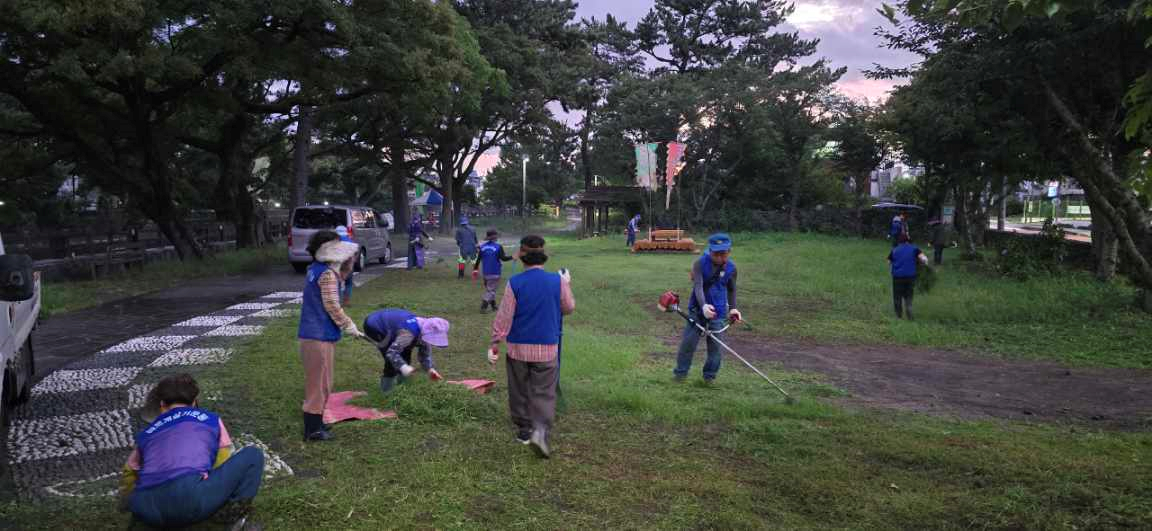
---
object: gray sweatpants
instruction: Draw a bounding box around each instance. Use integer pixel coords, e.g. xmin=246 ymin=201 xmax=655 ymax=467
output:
xmin=483 ymin=275 xmax=501 ymax=303
xmin=505 ymin=357 xmax=558 ymax=433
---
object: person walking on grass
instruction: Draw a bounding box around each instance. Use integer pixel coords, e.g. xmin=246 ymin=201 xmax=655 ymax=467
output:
xmin=363 ymin=309 xmax=450 ymax=394
xmin=929 ymin=218 xmax=949 ymax=265
xmin=487 ymin=235 xmax=575 ymax=458
xmin=119 ymin=374 xmax=264 ymax=530
xmin=674 ymin=233 xmax=742 ymax=384
xmin=407 ymin=214 xmax=432 ymax=270
xmin=889 ymin=211 xmax=910 ymax=247
xmin=298 ymin=230 xmax=364 ymax=442
xmin=455 ymin=216 xmax=479 ymax=280
xmin=473 ymin=229 xmax=514 ymax=312
xmin=626 ymin=213 xmax=641 ymax=248
xmin=887 ymin=232 xmax=929 ymax=320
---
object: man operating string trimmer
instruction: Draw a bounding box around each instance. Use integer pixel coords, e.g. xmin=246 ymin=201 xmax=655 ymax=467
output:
xmin=673 ymin=233 xmax=742 ymax=383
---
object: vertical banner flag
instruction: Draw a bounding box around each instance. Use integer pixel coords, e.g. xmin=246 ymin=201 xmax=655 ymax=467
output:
xmin=635 ymin=143 xmax=659 ymax=190
xmin=665 ymin=142 xmax=686 ymax=208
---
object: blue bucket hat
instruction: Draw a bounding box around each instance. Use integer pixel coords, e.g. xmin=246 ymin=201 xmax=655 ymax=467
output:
xmin=459 ymin=215 xmax=469 ymax=225
xmin=707 ymin=233 xmax=732 ymax=253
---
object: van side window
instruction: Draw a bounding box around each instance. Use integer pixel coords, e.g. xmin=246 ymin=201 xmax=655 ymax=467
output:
xmin=352 ymin=209 xmax=374 ymax=229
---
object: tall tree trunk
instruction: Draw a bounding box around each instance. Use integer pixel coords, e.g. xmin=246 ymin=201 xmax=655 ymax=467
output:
xmin=1042 ymin=81 xmax=1152 ymax=300
xmin=292 ymin=105 xmax=314 ymax=208
xmin=437 ymin=154 xmax=455 ymax=235
xmin=389 ymin=140 xmax=409 ymax=235
xmin=1086 ymin=187 xmax=1118 ymax=281
xmin=580 ymin=116 xmax=595 ymax=238
xmin=854 ymin=172 xmax=870 ymax=237
xmin=788 ymin=168 xmax=801 ymax=232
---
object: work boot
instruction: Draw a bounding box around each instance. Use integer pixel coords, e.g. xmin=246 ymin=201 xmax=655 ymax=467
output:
xmin=529 ymin=428 xmax=550 ymax=459
xmin=516 ymin=430 xmax=532 ymax=445
xmin=303 ymin=413 xmax=332 ymax=442
xmin=480 ymin=301 xmax=488 ymax=312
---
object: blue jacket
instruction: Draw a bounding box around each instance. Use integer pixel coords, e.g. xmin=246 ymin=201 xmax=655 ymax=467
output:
xmin=507 ymin=268 xmax=563 ymax=345
xmin=478 ymin=241 xmax=507 ymax=276
xmin=134 ymin=407 xmax=221 ymax=490
xmin=299 ymin=262 xmax=342 ymax=342
xmin=889 ymin=243 xmax=922 ymax=278
xmin=364 ymin=309 xmax=422 ymax=352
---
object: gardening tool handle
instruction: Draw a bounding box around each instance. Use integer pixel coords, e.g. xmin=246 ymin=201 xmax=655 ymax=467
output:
xmin=672 ymin=306 xmax=791 ymax=400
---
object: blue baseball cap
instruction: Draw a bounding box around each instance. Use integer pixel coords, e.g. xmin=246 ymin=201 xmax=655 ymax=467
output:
xmin=707 ymin=233 xmax=732 ymax=253
xmin=459 ymin=215 xmax=469 ymax=225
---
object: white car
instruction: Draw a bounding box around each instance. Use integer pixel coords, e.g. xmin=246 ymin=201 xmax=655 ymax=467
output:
xmin=0 ymin=233 xmax=39 ymax=427
xmin=287 ymin=205 xmax=393 ymax=273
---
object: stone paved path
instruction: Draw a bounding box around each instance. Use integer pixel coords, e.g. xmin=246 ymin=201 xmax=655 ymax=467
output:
xmin=5 ymin=291 xmax=306 ymax=500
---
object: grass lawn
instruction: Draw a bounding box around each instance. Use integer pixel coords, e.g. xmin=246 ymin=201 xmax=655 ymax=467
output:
xmin=39 ymin=245 xmax=285 ymax=316
xmin=6 ymin=232 xmax=1151 ymax=529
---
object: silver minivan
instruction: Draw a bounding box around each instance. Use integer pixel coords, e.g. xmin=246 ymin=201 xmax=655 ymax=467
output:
xmin=288 ymin=205 xmax=393 ymax=273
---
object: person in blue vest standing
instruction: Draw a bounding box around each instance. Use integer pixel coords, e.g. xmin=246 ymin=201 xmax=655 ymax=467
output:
xmin=626 ymin=214 xmax=641 ymax=248
xmin=407 ymin=214 xmax=432 ymax=270
xmin=298 ymin=230 xmax=363 ymax=442
xmin=889 ymin=211 xmax=909 ymax=247
xmin=335 ymin=225 xmax=355 ymax=303
xmin=473 ymin=229 xmax=514 ymax=312
xmin=488 ymin=235 xmax=575 ymax=458
xmin=674 ymin=233 xmax=742 ymax=383
xmin=118 ymin=374 xmax=264 ymax=529
xmin=887 ymin=233 xmax=928 ymax=319
xmin=363 ymin=309 xmax=450 ymax=393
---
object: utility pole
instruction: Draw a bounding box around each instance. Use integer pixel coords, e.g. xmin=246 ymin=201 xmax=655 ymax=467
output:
xmin=521 ymin=157 xmax=528 ymax=219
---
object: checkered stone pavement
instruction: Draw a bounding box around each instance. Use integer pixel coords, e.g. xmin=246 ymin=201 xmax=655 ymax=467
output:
xmin=5 ymin=290 xmax=305 ymax=499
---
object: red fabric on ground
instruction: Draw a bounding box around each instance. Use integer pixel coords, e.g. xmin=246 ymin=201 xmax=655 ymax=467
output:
xmin=323 ymin=391 xmax=397 ymax=425
xmin=446 ymin=379 xmax=496 ymax=394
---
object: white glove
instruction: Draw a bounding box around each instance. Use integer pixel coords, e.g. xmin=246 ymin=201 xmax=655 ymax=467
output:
xmin=487 ymin=346 xmax=500 ymax=364
xmin=427 ymin=237 xmax=434 ymax=242
xmin=702 ymin=304 xmax=717 ymax=320
xmin=342 ymin=322 xmax=364 ymax=338
xmin=399 ymin=364 xmax=416 ymax=377
xmin=728 ymin=308 xmax=743 ymax=323
xmin=558 ymin=268 xmax=571 ymax=283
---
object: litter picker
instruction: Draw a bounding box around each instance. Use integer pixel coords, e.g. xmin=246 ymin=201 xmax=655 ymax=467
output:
xmin=657 ymin=291 xmax=794 ymax=403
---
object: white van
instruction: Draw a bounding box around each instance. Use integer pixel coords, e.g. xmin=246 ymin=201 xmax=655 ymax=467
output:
xmin=0 ymin=233 xmax=39 ymax=427
xmin=288 ymin=205 xmax=393 ymax=273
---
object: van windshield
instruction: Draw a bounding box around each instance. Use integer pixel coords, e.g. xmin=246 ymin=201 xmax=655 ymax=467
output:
xmin=293 ymin=208 xmax=348 ymax=229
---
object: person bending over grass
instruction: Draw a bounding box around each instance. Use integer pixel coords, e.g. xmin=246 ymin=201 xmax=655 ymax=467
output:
xmin=363 ymin=308 xmax=450 ymax=393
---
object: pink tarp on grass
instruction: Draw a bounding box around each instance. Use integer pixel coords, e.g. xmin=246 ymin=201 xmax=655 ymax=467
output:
xmin=323 ymin=391 xmax=397 ymax=425
xmin=446 ymin=379 xmax=496 ymax=394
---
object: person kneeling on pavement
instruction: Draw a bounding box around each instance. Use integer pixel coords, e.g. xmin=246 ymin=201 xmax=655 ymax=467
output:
xmin=364 ymin=309 xmax=450 ymax=393
xmin=488 ymin=235 xmax=575 ymax=459
xmin=119 ymin=373 xmax=264 ymax=530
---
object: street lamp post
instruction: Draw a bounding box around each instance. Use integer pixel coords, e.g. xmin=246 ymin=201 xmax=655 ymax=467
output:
xmin=522 ymin=156 xmax=528 ymax=219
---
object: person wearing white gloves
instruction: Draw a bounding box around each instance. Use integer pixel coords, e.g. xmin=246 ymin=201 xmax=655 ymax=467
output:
xmin=363 ymin=309 xmax=450 ymax=394
xmin=297 ymin=231 xmax=362 ymax=442
xmin=488 ymin=235 xmax=575 ymax=458
xmin=674 ymin=233 xmax=741 ymax=383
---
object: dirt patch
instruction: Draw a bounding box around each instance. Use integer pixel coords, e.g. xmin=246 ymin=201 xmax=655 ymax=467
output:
xmin=680 ymin=335 xmax=1152 ymax=429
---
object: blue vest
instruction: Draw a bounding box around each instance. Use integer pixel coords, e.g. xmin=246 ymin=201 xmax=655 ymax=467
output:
xmin=364 ymin=309 xmax=422 ymax=353
xmin=690 ymin=255 xmax=736 ymax=317
xmin=298 ymin=262 xmax=342 ymax=342
xmin=507 ymin=269 xmax=562 ymax=345
xmin=479 ymin=241 xmax=505 ymax=276
xmin=890 ymin=244 xmax=921 ymax=278
xmin=135 ymin=407 xmax=221 ymax=490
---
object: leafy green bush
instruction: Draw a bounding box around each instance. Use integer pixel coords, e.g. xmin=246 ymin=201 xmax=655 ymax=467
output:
xmin=995 ymin=219 xmax=1067 ymax=280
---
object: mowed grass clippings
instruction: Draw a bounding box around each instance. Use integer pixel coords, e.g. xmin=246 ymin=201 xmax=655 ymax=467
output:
xmin=5 ymin=231 xmax=1151 ymax=529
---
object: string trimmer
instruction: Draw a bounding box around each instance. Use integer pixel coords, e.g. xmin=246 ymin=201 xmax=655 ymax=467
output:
xmin=657 ymin=291 xmax=794 ymax=403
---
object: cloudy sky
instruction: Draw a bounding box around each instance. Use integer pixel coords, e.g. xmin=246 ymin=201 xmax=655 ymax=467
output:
xmin=575 ymin=0 xmax=918 ymax=101
xmin=475 ymin=1 xmax=917 ymax=174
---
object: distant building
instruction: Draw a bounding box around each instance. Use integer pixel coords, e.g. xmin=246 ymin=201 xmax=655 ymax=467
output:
xmin=870 ymin=162 xmax=924 ymax=199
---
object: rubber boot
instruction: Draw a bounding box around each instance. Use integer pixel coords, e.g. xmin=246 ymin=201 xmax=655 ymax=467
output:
xmin=303 ymin=413 xmax=331 ymax=442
